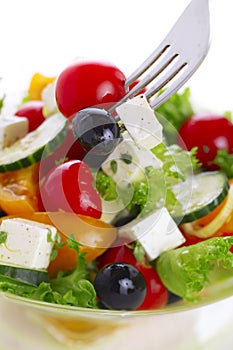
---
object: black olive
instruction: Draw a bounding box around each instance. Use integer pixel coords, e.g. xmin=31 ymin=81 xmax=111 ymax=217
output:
xmin=72 ymin=107 xmax=121 ymax=158
xmin=94 ymin=263 xmax=147 ymax=310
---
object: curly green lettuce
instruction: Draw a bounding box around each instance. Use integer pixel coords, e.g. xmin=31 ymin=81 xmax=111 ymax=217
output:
xmin=0 ymin=236 xmax=97 ymax=308
xmin=213 ymin=150 xmax=233 ymax=178
xmin=155 ymin=87 xmax=194 ymax=144
xmin=156 ymin=236 xmax=233 ymax=302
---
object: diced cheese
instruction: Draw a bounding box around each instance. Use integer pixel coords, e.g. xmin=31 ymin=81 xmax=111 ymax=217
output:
xmin=41 ymin=81 xmax=59 ymax=117
xmin=0 ymin=115 xmax=28 ymax=150
xmin=116 ymin=94 xmax=163 ymax=149
xmin=0 ymin=218 xmax=57 ymax=269
xmin=118 ymin=207 xmax=185 ymax=261
xmin=101 ymin=133 xmax=162 ymax=188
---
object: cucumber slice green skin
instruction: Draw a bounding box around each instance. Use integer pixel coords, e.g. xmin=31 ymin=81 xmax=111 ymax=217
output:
xmin=171 ymin=171 xmax=230 ymax=225
xmin=0 ymin=264 xmax=49 ymax=286
xmin=0 ymin=113 xmax=68 ymax=173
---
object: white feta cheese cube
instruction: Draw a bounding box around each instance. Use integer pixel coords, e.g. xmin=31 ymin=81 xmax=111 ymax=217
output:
xmin=0 ymin=218 xmax=57 ymax=269
xmin=0 ymin=115 xmax=28 ymax=150
xmin=101 ymin=133 xmax=162 ymax=188
xmin=116 ymin=94 xmax=163 ymax=149
xmin=118 ymin=207 xmax=185 ymax=261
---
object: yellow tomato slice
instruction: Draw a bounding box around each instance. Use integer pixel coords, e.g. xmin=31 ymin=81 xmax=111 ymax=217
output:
xmin=28 ymin=73 xmax=56 ymax=100
xmin=0 ymin=164 xmax=40 ymax=215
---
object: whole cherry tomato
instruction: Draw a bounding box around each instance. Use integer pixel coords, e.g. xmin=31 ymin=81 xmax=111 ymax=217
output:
xmin=97 ymin=237 xmax=168 ymax=310
xmin=39 ymin=121 xmax=85 ymax=178
xmin=40 ymin=160 xmax=102 ymax=218
xmin=178 ymin=113 xmax=233 ymax=170
xmin=55 ymin=59 xmax=127 ymax=118
xmin=15 ymin=100 xmax=45 ymax=131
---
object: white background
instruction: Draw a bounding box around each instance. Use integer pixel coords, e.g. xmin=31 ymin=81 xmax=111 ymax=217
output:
xmin=0 ymin=0 xmax=233 ymax=111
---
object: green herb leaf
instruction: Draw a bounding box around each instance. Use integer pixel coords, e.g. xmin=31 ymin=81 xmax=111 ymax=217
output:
xmin=0 ymin=231 xmax=7 ymax=245
xmin=95 ymin=169 xmax=118 ymax=201
xmin=47 ymin=231 xmax=64 ymax=262
xmin=110 ymin=160 xmax=118 ymax=174
xmin=121 ymin=153 xmax=132 ymax=164
xmin=133 ymin=241 xmax=146 ymax=262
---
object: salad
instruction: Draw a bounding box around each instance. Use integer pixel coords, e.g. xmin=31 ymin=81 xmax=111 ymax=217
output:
xmin=0 ymin=58 xmax=232 ymax=311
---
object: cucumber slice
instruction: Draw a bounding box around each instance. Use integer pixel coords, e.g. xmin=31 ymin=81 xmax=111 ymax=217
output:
xmin=170 ymin=171 xmax=230 ymax=224
xmin=0 ymin=113 xmax=68 ymax=173
xmin=0 ymin=264 xmax=49 ymax=286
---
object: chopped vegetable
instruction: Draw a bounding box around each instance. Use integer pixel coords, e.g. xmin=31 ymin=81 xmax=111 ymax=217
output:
xmin=0 ymin=113 xmax=68 ymax=173
xmin=0 ymin=236 xmax=97 ymax=308
xmin=0 ymin=163 xmax=40 ymax=215
xmin=28 ymin=73 xmax=56 ymax=101
xmin=156 ymin=236 xmax=233 ymax=301
xmin=155 ymin=88 xmax=194 ymax=144
xmin=178 ymin=113 xmax=233 ymax=170
xmin=214 ymin=150 xmax=233 ymax=178
xmin=50 ymin=237 xmax=97 ymax=308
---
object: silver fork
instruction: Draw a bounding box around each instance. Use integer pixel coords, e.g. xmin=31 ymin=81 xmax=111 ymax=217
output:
xmin=109 ymin=0 xmax=210 ymax=114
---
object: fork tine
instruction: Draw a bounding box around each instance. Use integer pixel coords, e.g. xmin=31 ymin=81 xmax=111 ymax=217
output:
xmin=148 ymin=58 xmax=200 ymax=109
xmin=125 ymin=0 xmax=210 ymax=91
xmin=110 ymin=0 xmax=210 ymax=116
xmin=109 ymin=47 xmax=179 ymax=112
xmin=124 ymin=42 xmax=171 ymax=88
xmin=145 ymin=59 xmax=188 ymax=100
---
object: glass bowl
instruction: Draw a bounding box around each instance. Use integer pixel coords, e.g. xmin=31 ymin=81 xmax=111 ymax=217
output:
xmin=1 ymin=0 xmax=233 ymax=348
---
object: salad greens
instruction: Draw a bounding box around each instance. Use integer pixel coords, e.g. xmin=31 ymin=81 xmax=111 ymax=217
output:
xmin=156 ymin=236 xmax=233 ymax=302
xmin=214 ymin=150 xmax=233 ymax=178
xmin=0 ymin=236 xmax=97 ymax=308
xmin=96 ymin=141 xmax=200 ymax=219
xmin=155 ymin=87 xmax=194 ymax=144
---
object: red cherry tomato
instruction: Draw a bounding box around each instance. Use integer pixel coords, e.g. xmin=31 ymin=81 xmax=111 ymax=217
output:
xmin=129 ymin=80 xmax=146 ymax=95
xmin=178 ymin=113 xmax=233 ymax=170
xmin=39 ymin=121 xmax=85 ymax=178
xmin=55 ymin=59 xmax=127 ymax=118
xmin=97 ymin=237 xmax=168 ymax=310
xmin=40 ymin=160 xmax=102 ymax=219
xmin=15 ymin=100 xmax=45 ymax=131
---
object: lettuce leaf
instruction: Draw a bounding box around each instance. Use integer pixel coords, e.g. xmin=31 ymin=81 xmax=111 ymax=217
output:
xmin=156 ymin=236 xmax=233 ymax=301
xmin=0 ymin=236 xmax=97 ymax=308
xmin=50 ymin=237 xmax=97 ymax=308
xmin=151 ymin=143 xmax=200 ymax=184
xmin=213 ymin=149 xmax=233 ymax=178
xmin=96 ymin=143 xmax=199 ymax=218
xmin=155 ymin=87 xmax=194 ymax=144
